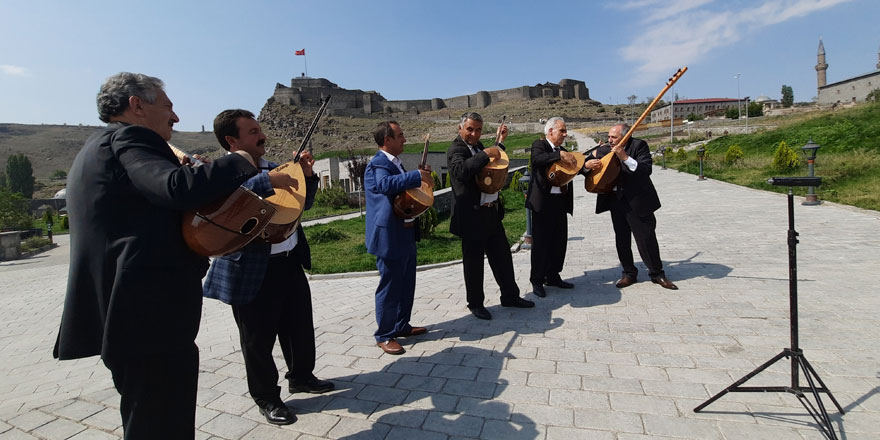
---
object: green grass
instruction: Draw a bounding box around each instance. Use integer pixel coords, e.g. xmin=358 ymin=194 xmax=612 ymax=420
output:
xmin=306 ymin=187 xmax=528 ymax=274
xmin=665 ymin=103 xmax=880 ymax=211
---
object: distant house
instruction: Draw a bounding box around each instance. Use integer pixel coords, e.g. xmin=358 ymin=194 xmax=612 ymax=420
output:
xmin=755 ymin=95 xmax=780 ymax=112
xmin=650 ymin=98 xmax=743 ymax=122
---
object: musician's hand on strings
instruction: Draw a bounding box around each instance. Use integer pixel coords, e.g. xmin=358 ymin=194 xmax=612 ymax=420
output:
xmin=584 ymin=159 xmax=602 ymax=171
xmin=495 ymin=123 xmax=509 ymax=144
xmin=611 ymin=143 xmax=629 ymax=161
xmin=560 ymin=151 xmax=576 ymax=167
xmin=269 ymin=171 xmax=298 ymax=191
xmin=298 ymin=151 xmax=315 ymax=177
xmin=484 ymin=146 xmax=501 ymax=160
xmin=418 ymin=169 xmax=433 ymax=186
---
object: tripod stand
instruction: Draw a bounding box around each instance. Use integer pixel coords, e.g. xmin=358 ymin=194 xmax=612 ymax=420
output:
xmin=694 ymin=182 xmax=844 ymax=439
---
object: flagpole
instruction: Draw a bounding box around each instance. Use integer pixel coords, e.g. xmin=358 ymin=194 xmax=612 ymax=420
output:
xmin=304 ymin=55 xmax=308 ymax=78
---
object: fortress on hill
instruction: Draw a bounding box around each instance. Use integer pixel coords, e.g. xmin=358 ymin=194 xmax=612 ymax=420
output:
xmin=269 ymin=77 xmax=590 ymax=115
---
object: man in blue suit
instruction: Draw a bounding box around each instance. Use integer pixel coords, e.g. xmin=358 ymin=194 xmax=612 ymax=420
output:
xmin=203 ymin=109 xmax=333 ymax=426
xmin=364 ymin=121 xmax=432 ymax=355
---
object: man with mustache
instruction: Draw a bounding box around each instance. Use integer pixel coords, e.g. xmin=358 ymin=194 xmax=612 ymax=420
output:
xmin=203 ymin=109 xmax=333 ymax=425
xmin=447 ymin=112 xmax=535 ymax=320
xmin=54 ymin=73 xmax=259 ymax=439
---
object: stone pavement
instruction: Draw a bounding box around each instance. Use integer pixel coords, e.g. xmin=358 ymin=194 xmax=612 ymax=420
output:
xmin=1 ymin=167 xmax=879 ymax=440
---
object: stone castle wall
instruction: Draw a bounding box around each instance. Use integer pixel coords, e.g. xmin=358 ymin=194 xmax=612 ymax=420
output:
xmin=271 ymin=77 xmax=590 ymax=115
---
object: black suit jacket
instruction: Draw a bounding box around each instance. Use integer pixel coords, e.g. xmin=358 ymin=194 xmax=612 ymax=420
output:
xmin=447 ymin=135 xmax=500 ymax=240
xmin=54 ymin=122 xmax=256 ymax=361
xmin=595 ymin=137 xmax=661 ymax=217
xmin=525 ymin=139 xmax=575 ymax=215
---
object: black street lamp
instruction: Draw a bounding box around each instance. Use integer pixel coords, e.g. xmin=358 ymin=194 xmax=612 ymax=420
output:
xmin=519 ymin=169 xmax=532 ymax=248
xmin=801 ymin=138 xmax=821 ymax=205
xmin=696 ymin=146 xmax=706 ymax=181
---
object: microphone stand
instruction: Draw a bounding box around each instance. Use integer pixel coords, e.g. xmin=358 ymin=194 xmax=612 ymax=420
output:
xmin=693 ymin=185 xmax=844 ymax=439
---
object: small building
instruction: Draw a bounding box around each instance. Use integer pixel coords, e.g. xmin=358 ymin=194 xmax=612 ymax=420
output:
xmin=755 ymin=95 xmax=780 ymax=112
xmin=650 ymin=98 xmax=742 ymax=122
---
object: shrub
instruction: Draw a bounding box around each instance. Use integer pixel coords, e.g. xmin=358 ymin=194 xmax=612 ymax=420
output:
xmin=772 ymin=141 xmax=801 ymax=171
xmin=315 ymin=183 xmax=349 ymax=209
xmin=43 ymin=210 xmax=54 ymax=226
xmin=21 ymin=236 xmax=51 ymax=252
xmin=62 ymin=215 xmax=69 ymax=229
xmin=0 ymin=188 xmax=33 ymax=229
xmin=686 ymin=112 xmax=704 ymax=121
xmin=510 ymin=170 xmax=525 ymax=192
xmin=724 ymin=145 xmax=745 ymax=164
xmin=418 ymin=206 xmax=440 ymax=237
xmin=51 ymin=169 xmax=68 ymax=180
xmin=867 ymin=88 xmax=880 ymax=103
xmin=675 ymin=148 xmax=688 ymax=162
xmin=431 ymin=170 xmax=441 ymax=189
xmin=444 ymin=172 xmax=451 ymax=188
xmin=726 ymin=107 xmax=740 ymax=119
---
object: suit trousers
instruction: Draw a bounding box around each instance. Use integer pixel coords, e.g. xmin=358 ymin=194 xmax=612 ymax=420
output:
xmin=462 ymin=206 xmax=520 ymax=308
xmin=106 ymin=344 xmax=198 ymax=440
xmin=530 ymin=193 xmax=568 ymax=284
xmin=609 ymin=198 xmax=665 ymax=279
xmin=232 ymin=253 xmax=316 ymax=406
xmin=374 ymin=250 xmax=416 ymax=342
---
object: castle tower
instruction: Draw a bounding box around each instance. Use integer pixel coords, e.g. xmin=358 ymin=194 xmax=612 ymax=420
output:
xmin=815 ymin=38 xmax=828 ymax=88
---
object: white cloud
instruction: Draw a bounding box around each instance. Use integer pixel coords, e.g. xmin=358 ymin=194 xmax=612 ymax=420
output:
xmin=0 ymin=65 xmax=29 ymax=77
xmin=615 ymin=0 xmax=853 ymax=85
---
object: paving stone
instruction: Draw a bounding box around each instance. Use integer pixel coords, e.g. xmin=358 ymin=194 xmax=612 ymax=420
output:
xmin=480 ymin=419 xmax=546 ymax=439
xmin=199 ymin=413 xmax=257 ymax=439
xmin=609 ymin=393 xmax=679 ymax=416
xmin=423 ymin=412 xmax=483 ymax=437
xmin=401 ymin=391 xmax=458 ymax=412
xmin=441 ymin=379 xmax=497 ymax=399
xmin=66 ymin=429 xmax=118 ymax=440
xmin=7 ymin=411 xmax=54 ymax=432
xmin=356 ymin=385 xmax=409 ymax=405
xmin=642 ymin=413 xmax=723 ymax=439
xmin=240 ymin=424 xmax=301 ymax=440
xmin=545 ymin=426 xmax=614 ymax=440
xmin=320 ymin=397 xmax=378 ymax=419
xmin=386 ymin=426 xmax=448 ymax=440
xmin=30 ymin=418 xmax=85 ymax=440
xmin=326 ymin=417 xmax=389 ymax=439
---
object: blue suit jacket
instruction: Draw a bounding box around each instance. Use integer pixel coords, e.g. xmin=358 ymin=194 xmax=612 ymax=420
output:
xmin=203 ymin=161 xmax=319 ymax=305
xmin=364 ymin=151 xmax=421 ymax=260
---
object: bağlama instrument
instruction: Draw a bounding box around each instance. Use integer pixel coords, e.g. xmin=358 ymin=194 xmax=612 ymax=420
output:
xmin=392 ymin=134 xmax=434 ymax=219
xmin=169 ymin=144 xmax=276 ymax=257
xmin=585 ymin=67 xmax=688 ymax=193
xmin=261 ymin=95 xmax=332 ymax=243
xmin=475 ymin=117 xmax=510 ymax=193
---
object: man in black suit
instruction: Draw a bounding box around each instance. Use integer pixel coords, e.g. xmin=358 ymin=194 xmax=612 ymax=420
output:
xmin=53 ymin=72 xmax=258 ymax=439
xmin=448 ymin=112 xmax=534 ymax=320
xmin=526 ymin=117 xmax=601 ymax=297
xmin=595 ymin=123 xmax=677 ymax=290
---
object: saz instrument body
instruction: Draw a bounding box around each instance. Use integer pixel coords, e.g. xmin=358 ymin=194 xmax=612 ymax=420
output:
xmin=546 ymin=151 xmax=586 ymax=187
xmin=182 ymin=186 xmax=275 ymax=257
xmin=476 ymin=148 xmax=509 ymax=194
xmin=393 ymin=134 xmax=435 ymax=219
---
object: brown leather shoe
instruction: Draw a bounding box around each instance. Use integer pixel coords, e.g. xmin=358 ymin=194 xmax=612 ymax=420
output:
xmin=397 ymin=326 xmax=427 ymax=337
xmin=377 ymin=339 xmax=405 ymax=355
xmin=615 ymin=276 xmax=637 ymax=288
xmin=651 ymin=277 xmax=678 ymax=290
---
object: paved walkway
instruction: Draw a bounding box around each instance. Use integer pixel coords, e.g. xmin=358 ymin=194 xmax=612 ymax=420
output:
xmin=2 ymin=168 xmax=879 ymax=440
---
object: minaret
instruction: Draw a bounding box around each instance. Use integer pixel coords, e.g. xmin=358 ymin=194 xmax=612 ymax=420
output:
xmin=815 ymin=38 xmax=828 ymax=88
xmin=876 ymin=42 xmax=879 ymax=70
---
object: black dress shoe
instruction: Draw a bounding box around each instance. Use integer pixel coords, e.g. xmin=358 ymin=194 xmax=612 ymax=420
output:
xmin=501 ymin=297 xmax=535 ymax=308
xmin=469 ymin=306 xmax=492 ymax=320
xmin=532 ymin=283 xmax=547 ymax=297
xmin=651 ymin=276 xmax=679 ymax=290
xmin=259 ymin=402 xmax=296 ymax=425
xmin=289 ymin=376 xmax=335 ymax=394
xmin=546 ymin=277 xmax=574 ymax=289
xmin=615 ymin=276 xmax=637 ymax=288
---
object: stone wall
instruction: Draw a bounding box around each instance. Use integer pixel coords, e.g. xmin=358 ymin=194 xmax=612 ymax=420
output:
xmin=271 ymin=77 xmax=590 ymax=115
xmin=0 ymin=231 xmax=21 ymax=261
xmin=818 ymin=71 xmax=880 ymax=105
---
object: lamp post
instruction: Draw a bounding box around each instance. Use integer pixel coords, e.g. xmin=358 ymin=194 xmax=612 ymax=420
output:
xmin=659 ymin=146 xmax=667 ymax=170
xmin=734 ymin=73 xmax=742 ymax=121
xmin=696 ymin=146 xmax=706 ymax=181
xmin=801 ymin=138 xmax=821 ymax=205
xmin=519 ymin=169 xmax=532 ymax=248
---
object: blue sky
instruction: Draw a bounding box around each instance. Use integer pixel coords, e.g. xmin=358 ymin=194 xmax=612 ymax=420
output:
xmin=1 ymin=0 xmax=877 ymax=131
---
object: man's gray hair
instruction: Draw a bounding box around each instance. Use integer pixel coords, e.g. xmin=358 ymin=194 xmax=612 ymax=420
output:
xmin=96 ymin=72 xmax=165 ymax=123
xmin=544 ymin=117 xmax=565 ymax=135
xmin=459 ymin=111 xmax=483 ymax=127
xmin=618 ymin=123 xmax=631 ymax=136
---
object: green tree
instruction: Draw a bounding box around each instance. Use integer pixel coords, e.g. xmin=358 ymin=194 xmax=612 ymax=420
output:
xmin=0 ymin=171 xmax=6 ymax=188
xmin=866 ymin=88 xmax=880 ymax=103
xmin=51 ymin=169 xmax=68 ymax=180
xmin=686 ymin=112 xmax=704 ymax=121
xmin=772 ymin=141 xmax=800 ymax=171
xmin=747 ymin=101 xmax=763 ymax=117
xmin=430 ymin=170 xmax=441 ymax=190
xmin=781 ymin=85 xmax=794 ymax=108
xmin=725 ymin=107 xmax=740 ymax=119
xmin=0 ymin=188 xmax=33 ymax=229
xmin=5 ymin=153 xmax=35 ymax=198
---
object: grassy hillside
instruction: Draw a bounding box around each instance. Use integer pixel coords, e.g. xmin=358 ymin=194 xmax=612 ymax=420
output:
xmin=666 ymin=103 xmax=880 ymax=211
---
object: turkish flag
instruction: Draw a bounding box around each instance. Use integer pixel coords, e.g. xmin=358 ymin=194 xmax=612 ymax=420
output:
xmin=295 ymin=49 xmax=305 ymax=56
